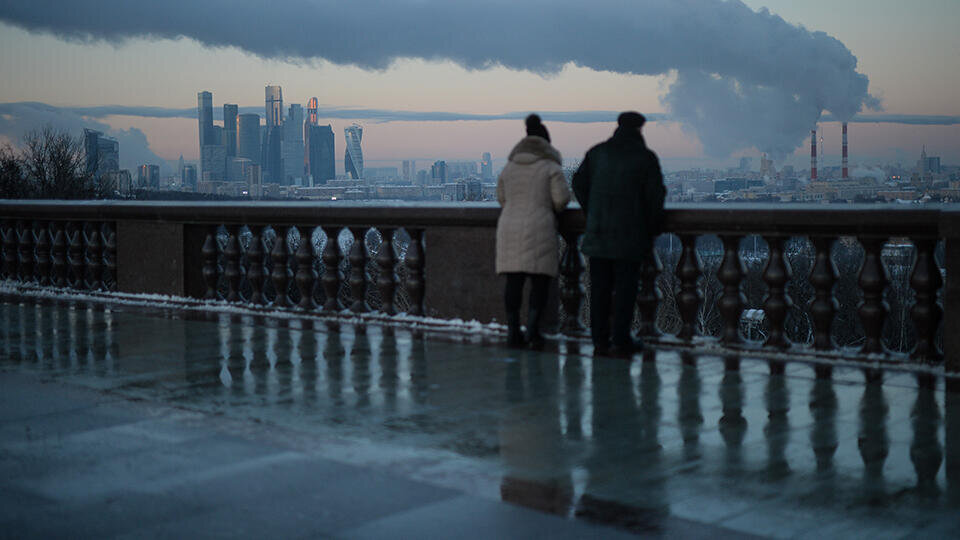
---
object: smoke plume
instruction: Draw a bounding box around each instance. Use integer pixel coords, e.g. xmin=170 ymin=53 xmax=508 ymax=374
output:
xmin=0 ymin=0 xmax=878 ymax=157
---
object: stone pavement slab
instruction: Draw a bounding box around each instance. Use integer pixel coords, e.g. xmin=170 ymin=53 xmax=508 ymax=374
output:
xmin=2 ymin=299 xmax=959 ymax=538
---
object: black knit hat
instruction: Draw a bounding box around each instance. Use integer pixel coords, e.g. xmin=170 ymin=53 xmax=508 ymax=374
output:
xmin=617 ymin=111 xmax=647 ymax=129
xmin=525 ymin=114 xmax=551 ymax=142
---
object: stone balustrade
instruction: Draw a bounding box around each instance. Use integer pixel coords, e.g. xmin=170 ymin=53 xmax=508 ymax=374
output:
xmin=0 ymin=200 xmax=957 ymax=371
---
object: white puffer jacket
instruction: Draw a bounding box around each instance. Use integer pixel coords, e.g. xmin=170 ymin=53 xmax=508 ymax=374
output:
xmin=495 ymin=136 xmax=571 ymax=277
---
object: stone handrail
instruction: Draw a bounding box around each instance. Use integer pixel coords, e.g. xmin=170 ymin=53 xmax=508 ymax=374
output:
xmin=1 ymin=200 xmax=957 ymax=371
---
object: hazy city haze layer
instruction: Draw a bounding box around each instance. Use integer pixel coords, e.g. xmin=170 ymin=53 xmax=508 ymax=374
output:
xmin=0 ymin=0 xmax=876 ymax=158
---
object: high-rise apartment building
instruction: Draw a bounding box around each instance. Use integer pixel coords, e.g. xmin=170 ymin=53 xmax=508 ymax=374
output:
xmin=402 ymin=160 xmax=416 ymax=181
xmin=283 ymin=104 xmax=305 ymax=184
xmin=265 ymin=85 xmax=283 ymax=127
xmin=446 ymin=161 xmax=477 ymax=180
xmin=237 ymin=114 xmax=261 ymax=164
xmin=83 ymin=128 xmax=119 ymax=179
xmin=344 ymin=124 xmax=364 ymax=179
xmin=431 ymin=160 xmax=447 ymax=184
xmin=480 ymin=153 xmax=493 ymax=180
xmin=223 ymin=104 xmax=238 ymax=157
xmin=306 ymin=124 xmax=335 ymax=185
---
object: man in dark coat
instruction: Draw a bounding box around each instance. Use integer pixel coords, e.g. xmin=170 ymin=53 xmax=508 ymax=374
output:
xmin=572 ymin=112 xmax=666 ymax=356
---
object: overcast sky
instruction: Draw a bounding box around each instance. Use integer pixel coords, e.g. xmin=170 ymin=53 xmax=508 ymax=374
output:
xmin=0 ymin=0 xmax=957 ymax=171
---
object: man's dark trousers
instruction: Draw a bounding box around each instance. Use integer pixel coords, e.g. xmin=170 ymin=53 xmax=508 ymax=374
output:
xmin=589 ymin=257 xmax=640 ymax=349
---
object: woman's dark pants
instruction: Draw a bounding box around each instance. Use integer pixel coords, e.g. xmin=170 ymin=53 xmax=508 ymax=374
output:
xmin=504 ymin=273 xmax=551 ymax=344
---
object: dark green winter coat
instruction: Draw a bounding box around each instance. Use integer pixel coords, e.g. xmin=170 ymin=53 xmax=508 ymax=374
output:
xmin=571 ymin=127 xmax=666 ymax=262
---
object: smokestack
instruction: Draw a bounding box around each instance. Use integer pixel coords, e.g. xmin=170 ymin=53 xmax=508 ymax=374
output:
xmin=810 ymin=129 xmax=818 ymax=180
xmin=842 ymin=122 xmax=849 ymax=179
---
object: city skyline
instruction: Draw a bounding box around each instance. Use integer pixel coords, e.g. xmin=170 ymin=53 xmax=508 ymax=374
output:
xmin=0 ymin=0 xmax=958 ymax=172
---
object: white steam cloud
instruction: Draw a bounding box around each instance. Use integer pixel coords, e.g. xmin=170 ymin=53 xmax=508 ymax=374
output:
xmin=0 ymin=0 xmax=878 ymax=158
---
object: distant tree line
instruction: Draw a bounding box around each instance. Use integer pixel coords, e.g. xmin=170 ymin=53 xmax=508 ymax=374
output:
xmin=0 ymin=125 xmax=111 ymax=200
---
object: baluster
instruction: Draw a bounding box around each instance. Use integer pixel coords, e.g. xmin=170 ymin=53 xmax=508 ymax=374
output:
xmin=348 ymin=227 xmax=369 ymax=313
xmin=637 ymin=249 xmax=661 ymax=339
xmin=376 ymin=228 xmax=397 ymax=315
xmin=51 ymin=222 xmax=67 ymax=288
xmin=35 ymin=222 xmax=51 ymax=286
xmin=201 ymin=225 xmax=219 ymax=300
xmin=103 ymin=223 xmax=117 ymax=291
xmin=763 ymin=236 xmax=791 ymax=349
xmin=810 ymin=236 xmax=837 ymax=350
xmin=405 ymin=228 xmax=425 ymax=316
xmin=559 ymin=230 xmax=585 ymax=335
xmin=247 ymin=225 xmax=266 ymax=305
xmin=858 ymin=237 xmax=889 ymax=356
xmin=296 ymin=225 xmax=317 ymax=310
xmin=718 ymin=235 xmax=745 ymax=345
xmin=67 ymin=222 xmax=85 ymax=289
xmin=18 ymin=220 xmax=35 ymax=283
xmin=270 ymin=226 xmax=291 ymax=308
xmin=86 ymin=222 xmax=103 ymax=290
xmin=910 ymin=238 xmax=942 ymax=363
xmin=223 ymin=224 xmax=243 ymax=302
xmin=1 ymin=221 xmax=15 ymax=279
xmin=676 ymin=234 xmax=702 ymax=342
xmin=322 ymin=227 xmax=342 ymax=312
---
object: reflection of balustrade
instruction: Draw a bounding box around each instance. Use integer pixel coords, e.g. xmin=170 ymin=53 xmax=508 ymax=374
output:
xmin=0 ymin=300 xmax=957 ymax=506
xmin=0 ymin=201 xmax=958 ymax=370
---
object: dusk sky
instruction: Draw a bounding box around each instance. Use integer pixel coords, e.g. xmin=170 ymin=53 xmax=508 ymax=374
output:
xmin=1 ymin=0 xmax=958 ymax=173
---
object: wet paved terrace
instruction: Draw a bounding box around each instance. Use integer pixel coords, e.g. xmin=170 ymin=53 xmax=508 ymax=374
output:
xmin=1 ymin=297 xmax=959 ymax=538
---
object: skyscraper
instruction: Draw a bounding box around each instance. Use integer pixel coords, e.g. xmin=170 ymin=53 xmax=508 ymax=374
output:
xmin=306 ymin=97 xmax=319 ymax=126
xmin=138 ymin=164 xmax=160 ymax=189
xmin=223 ymin=104 xmax=238 ymax=158
xmin=181 ymin=164 xmax=197 ymax=191
xmin=265 ymin=85 xmax=283 ymax=127
xmin=306 ymin=124 xmax=335 ymax=185
xmin=480 ymin=153 xmax=493 ymax=180
xmin=238 ymin=114 xmax=261 ymax=164
xmin=344 ymin=124 xmax=364 ymax=179
xmin=201 ymin=145 xmax=227 ymax=182
xmin=263 ymin=126 xmax=283 ymax=183
xmin=83 ymin=128 xmax=119 ymax=179
xmin=283 ymin=104 xmax=304 ymax=184
xmin=304 ymin=97 xmax=319 ymax=178
xmin=262 ymin=86 xmax=284 ymax=182
xmin=197 ymin=91 xmax=214 ymax=149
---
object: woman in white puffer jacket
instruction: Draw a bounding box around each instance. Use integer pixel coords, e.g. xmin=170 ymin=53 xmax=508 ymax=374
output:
xmin=495 ymin=114 xmax=571 ymax=347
